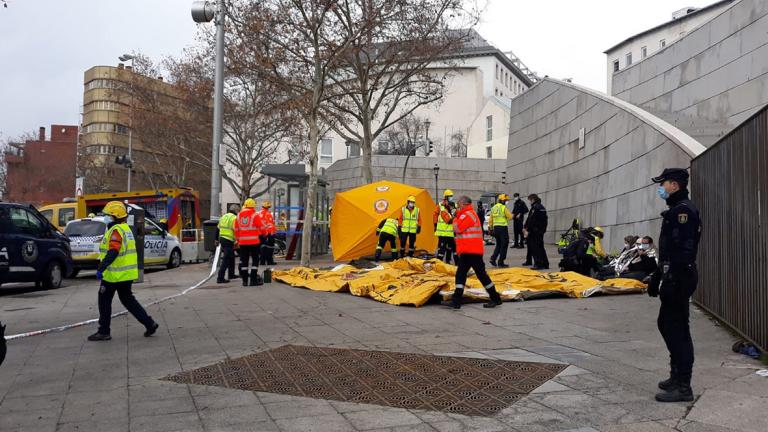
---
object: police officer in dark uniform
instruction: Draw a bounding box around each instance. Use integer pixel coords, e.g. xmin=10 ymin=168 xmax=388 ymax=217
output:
xmin=648 ymin=168 xmax=701 ymax=403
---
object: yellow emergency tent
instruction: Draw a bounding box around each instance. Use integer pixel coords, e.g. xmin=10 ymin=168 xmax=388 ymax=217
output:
xmin=330 ymin=181 xmax=438 ymax=261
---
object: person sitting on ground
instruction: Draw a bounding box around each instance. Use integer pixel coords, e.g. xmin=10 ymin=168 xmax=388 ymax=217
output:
xmin=558 ymin=229 xmax=599 ymax=276
xmin=599 ymin=236 xmax=659 ymax=281
xmin=621 ymin=235 xmax=639 ymax=254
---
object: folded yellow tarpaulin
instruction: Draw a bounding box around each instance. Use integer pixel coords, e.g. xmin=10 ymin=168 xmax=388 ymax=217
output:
xmin=273 ymin=258 xmax=646 ymax=307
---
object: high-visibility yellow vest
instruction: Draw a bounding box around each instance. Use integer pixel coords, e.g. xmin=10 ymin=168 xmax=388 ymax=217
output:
xmin=435 ymin=205 xmax=454 ymax=238
xmin=99 ymin=223 xmax=138 ymax=283
xmin=380 ymin=218 xmax=399 ymax=236
xmin=401 ymin=207 xmax=419 ymax=234
xmin=491 ymin=203 xmax=509 ymax=227
xmin=218 ymin=213 xmax=236 ymax=241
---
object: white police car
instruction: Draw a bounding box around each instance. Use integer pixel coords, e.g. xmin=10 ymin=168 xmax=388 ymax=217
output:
xmin=65 ymin=216 xmax=182 ymax=277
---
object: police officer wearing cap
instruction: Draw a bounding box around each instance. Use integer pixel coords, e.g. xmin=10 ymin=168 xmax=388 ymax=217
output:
xmin=648 ymin=168 xmax=701 ymax=403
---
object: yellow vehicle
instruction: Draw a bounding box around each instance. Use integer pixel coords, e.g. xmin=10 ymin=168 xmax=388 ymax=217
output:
xmin=40 ymin=188 xmax=201 ymax=239
xmin=38 ymin=202 xmax=77 ymax=232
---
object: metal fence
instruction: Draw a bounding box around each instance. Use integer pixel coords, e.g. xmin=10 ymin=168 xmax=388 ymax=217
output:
xmin=691 ymin=105 xmax=768 ymax=352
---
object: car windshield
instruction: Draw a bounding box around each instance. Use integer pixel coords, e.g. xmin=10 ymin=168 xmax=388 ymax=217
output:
xmin=65 ymin=220 xmax=106 ymax=237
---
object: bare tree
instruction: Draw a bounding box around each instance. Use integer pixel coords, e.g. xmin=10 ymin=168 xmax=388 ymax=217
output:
xmin=375 ymin=114 xmax=429 ymax=156
xmin=449 ymin=130 xmax=467 ymax=157
xmin=323 ymin=0 xmax=480 ymax=182
xmin=225 ymin=0 xmax=363 ymax=265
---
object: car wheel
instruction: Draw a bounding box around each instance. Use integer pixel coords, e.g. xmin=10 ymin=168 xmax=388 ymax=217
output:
xmin=42 ymin=260 xmax=63 ymax=290
xmin=167 ymin=248 xmax=182 ymax=269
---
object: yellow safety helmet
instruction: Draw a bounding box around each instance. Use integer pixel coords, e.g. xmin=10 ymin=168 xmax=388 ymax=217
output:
xmin=102 ymin=201 xmax=127 ymax=219
xmin=159 ymin=218 xmax=167 ymax=224
xmin=498 ymin=193 xmax=510 ymax=201
xmin=87 ymin=213 xmax=96 ymax=218
xmin=243 ymin=198 xmax=256 ymax=209
xmin=443 ymin=189 xmax=454 ymax=198
xmin=406 ymin=195 xmax=416 ymax=202
xmin=262 ymin=200 xmax=272 ymax=208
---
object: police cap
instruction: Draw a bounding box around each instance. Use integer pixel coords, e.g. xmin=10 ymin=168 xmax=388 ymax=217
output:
xmin=652 ymin=168 xmax=689 ymax=186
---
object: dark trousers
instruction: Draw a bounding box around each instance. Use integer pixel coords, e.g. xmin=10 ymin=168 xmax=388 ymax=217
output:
xmin=217 ymin=238 xmax=236 ymax=281
xmin=239 ymin=244 xmax=260 ymax=275
xmin=260 ymin=235 xmax=276 ymax=265
xmin=375 ymin=233 xmax=397 ymax=260
xmin=490 ymin=226 xmax=509 ymax=263
xmin=97 ymin=280 xmax=153 ymax=335
xmin=436 ymin=236 xmax=457 ymax=264
xmin=399 ymin=232 xmax=417 ymax=257
xmin=513 ymin=218 xmax=525 ymax=247
xmin=527 ymin=232 xmax=549 ymax=268
xmin=455 ymin=254 xmax=494 ymax=288
xmin=658 ymin=267 xmax=698 ymax=382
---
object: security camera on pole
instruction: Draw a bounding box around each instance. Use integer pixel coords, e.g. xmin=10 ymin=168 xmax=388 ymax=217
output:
xmin=192 ymin=0 xmax=225 ymax=217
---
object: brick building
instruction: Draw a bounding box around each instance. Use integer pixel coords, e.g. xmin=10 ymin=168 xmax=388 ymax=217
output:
xmin=4 ymin=125 xmax=78 ymax=206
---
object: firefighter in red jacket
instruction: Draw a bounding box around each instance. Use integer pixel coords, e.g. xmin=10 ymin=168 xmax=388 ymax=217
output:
xmin=259 ymin=200 xmax=277 ymax=266
xmin=235 ymin=198 xmax=264 ymax=286
xmin=444 ymin=195 xmax=502 ymax=309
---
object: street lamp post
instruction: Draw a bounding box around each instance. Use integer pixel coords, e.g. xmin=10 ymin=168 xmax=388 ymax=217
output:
xmin=118 ymin=54 xmax=135 ymax=192
xmin=433 ymin=164 xmax=439 ymax=201
xmin=192 ymin=0 xmax=225 ymax=217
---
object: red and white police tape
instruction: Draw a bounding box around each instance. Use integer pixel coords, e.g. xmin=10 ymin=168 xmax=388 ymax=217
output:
xmin=4 ymin=246 xmax=221 ymax=341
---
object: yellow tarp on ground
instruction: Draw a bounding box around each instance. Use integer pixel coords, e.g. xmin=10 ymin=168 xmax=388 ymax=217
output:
xmin=273 ymin=258 xmax=646 ymax=307
xmin=330 ymin=181 xmax=438 ymax=261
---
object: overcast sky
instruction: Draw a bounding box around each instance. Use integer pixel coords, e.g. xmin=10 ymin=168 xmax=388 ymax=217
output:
xmin=0 ymin=0 xmax=719 ymax=139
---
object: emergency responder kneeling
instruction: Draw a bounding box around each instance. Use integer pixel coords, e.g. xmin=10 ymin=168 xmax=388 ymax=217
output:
xmin=434 ymin=189 xmax=458 ymax=264
xmin=235 ymin=198 xmax=264 ymax=286
xmin=88 ymin=201 xmax=159 ymax=341
xmin=398 ymin=195 xmax=421 ymax=257
xmin=375 ymin=217 xmax=399 ymax=261
xmin=444 ymin=196 xmax=502 ymax=309
xmin=259 ymin=201 xmax=277 ymax=266
xmin=216 ymin=204 xmax=239 ymax=284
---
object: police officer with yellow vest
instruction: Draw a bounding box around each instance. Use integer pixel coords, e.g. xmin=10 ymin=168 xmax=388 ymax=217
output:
xmin=216 ymin=204 xmax=239 ymax=283
xmin=88 ymin=201 xmax=158 ymax=341
xmin=375 ymin=218 xmax=400 ymax=261
xmin=489 ymin=193 xmax=513 ymax=267
xmin=398 ymin=195 xmax=422 ymax=257
xmin=433 ymin=189 xmax=457 ymax=264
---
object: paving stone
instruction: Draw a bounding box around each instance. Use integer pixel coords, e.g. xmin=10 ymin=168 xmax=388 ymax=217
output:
xmin=344 ymin=408 xmax=423 ymax=430
xmin=686 ymin=390 xmax=768 ymax=432
xmin=130 ymin=412 xmax=204 ymax=432
xmin=264 ymin=399 xmax=338 ymax=420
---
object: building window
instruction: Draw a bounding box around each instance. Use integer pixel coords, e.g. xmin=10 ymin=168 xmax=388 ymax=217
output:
xmin=115 ymin=124 xmax=129 ymax=135
xmin=85 ymin=79 xmax=117 ymax=91
xmin=641 ymin=46 xmax=647 ymax=58
xmin=495 ymin=64 xmax=499 ymax=79
xmin=626 ymin=52 xmax=632 ymax=66
xmin=660 ymin=39 xmax=666 ymax=48
xmin=613 ymin=60 xmax=620 ymax=73
xmin=486 ymin=115 xmax=493 ymax=142
xmin=87 ymin=100 xmax=119 ymax=112
xmin=495 ymin=88 xmax=498 ymax=96
xmin=486 ymin=146 xmax=493 ymax=159
xmin=320 ymin=138 xmax=333 ymax=164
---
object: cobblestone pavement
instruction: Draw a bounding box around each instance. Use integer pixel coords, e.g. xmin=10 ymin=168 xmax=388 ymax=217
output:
xmin=1 ymin=247 xmax=765 ymax=432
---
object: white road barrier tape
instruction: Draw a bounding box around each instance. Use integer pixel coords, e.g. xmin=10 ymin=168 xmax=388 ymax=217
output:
xmin=4 ymin=246 xmax=221 ymax=342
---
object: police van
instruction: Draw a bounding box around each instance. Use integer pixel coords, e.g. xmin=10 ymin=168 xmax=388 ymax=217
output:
xmin=64 ymin=216 xmax=183 ymax=277
xmin=0 ymin=202 xmax=73 ymax=289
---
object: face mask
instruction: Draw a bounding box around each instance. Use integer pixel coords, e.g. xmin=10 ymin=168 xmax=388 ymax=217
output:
xmin=640 ymin=243 xmax=651 ymax=250
xmin=103 ymin=216 xmax=114 ymax=225
xmin=447 ymin=196 xmax=453 ymax=202
xmin=407 ymin=203 xmax=414 ymax=209
xmin=657 ymin=186 xmax=670 ymax=200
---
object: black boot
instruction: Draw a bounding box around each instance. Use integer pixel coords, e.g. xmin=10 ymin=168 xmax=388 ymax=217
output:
xmin=658 ymin=365 xmax=677 ymax=390
xmin=489 ymin=259 xmax=497 ymax=267
xmin=250 ymin=270 xmax=262 ymax=286
xmin=391 ymin=251 xmax=399 ymax=261
xmin=441 ymin=288 xmax=464 ymax=309
xmin=483 ymin=286 xmax=503 ymax=308
xmin=375 ymin=250 xmax=382 ymax=261
xmin=241 ymin=271 xmax=249 ymax=286
xmin=144 ymin=322 xmax=159 ymax=337
xmin=655 ymin=374 xmax=693 ymax=402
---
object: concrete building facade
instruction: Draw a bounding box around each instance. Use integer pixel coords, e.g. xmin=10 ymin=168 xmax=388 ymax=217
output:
xmin=610 ymin=0 xmax=768 ymax=146
xmin=3 ymin=125 xmax=78 ymax=206
xmin=466 ymin=96 xmax=512 ymax=159
xmin=505 ymin=78 xmax=705 ymax=251
xmin=605 ymin=0 xmax=735 ymax=94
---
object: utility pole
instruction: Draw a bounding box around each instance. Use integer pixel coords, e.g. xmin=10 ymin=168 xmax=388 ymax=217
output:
xmin=192 ymin=0 xmax=225 ymax=217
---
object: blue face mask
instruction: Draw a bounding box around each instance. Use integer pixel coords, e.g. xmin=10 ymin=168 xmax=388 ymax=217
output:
xmin=657 ymin=186 xmax=670 ymax=200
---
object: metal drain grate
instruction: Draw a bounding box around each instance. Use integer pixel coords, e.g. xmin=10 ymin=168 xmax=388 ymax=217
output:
xmin=163 ymin=345 xmax=566 ymax=416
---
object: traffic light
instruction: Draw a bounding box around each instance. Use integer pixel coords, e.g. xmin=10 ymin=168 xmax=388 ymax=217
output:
xmin=115 ymin=155 xmax=133 ymax=169
xmin=427 ymin=140 xmax=434 ymax=155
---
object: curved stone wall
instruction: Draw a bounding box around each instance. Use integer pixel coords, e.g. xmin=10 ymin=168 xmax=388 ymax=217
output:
xmin=611 ymin=0 xmax=768 ymax=146
xmin=506 ymin=78 xmax=705 ymax=251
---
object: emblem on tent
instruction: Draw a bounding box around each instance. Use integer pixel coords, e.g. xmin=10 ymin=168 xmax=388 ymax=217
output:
xmin=374 ymin=199 xmax=389 ymax=213
xmin=375 ymin=186 xmax=390 ymax=192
